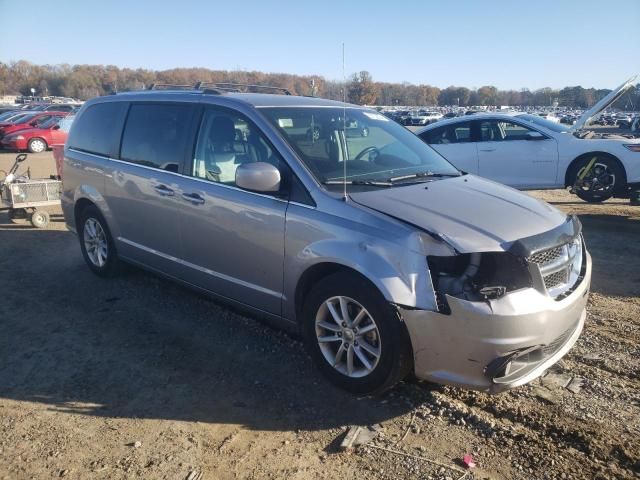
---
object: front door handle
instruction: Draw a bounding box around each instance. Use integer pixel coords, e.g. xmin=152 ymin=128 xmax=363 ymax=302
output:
xmin=153 ymin=184 xmax=175 ymax=196
xmin=182 ymin=192 xmax=205 ymax=205
xmin=479 ymin=148 xmax=496 ymax=152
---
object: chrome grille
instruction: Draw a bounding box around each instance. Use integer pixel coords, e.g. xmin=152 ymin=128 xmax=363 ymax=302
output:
xmin=529 ymin=246 xmax=563 ymax=265
xmin=528 ymin=235 xmax=583 ymax=298
xmin=543 ymin=270 xmax=568 ymax=289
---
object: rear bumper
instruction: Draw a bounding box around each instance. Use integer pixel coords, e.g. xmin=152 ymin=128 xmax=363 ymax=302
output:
xmin=400 ymin=251 xmax=591 ymax=393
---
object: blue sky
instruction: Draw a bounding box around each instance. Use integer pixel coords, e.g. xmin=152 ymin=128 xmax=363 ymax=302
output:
xmin=1 ymin=0 xmax=638 ymax=90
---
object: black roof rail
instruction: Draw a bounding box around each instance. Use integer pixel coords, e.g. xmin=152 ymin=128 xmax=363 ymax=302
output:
xmin=195 ymin=82 xmax=292 ymax=95
xmin=145 ymin=82 xmax=293 ymax=96
xmin=147 ymin=83 xmax=194 ymax=90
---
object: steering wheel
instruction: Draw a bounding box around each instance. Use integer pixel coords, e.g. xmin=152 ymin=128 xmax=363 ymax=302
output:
xmin=354 ymin=146 xmax=380 ymax=162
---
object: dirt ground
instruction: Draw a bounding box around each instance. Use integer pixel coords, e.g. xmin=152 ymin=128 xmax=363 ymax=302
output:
xmin=0 ymin=151 xmax=638 ymax=480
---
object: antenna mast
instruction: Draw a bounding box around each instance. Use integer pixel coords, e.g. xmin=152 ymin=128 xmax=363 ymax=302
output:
xmin=342 ymin=42 xmax=348 ymax=201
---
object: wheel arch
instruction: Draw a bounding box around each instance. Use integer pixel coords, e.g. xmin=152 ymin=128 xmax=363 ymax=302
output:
xmin=294 ymin=262 xmax=391 ymax=326
xmin=73 ymin=197 xmax=97 ymax=229
xmin=565 ymin=151 xmax=627 ymax=191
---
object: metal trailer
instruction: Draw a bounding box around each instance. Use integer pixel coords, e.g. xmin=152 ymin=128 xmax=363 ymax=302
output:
xmin=0 ymin=162 xmax=61 ymax=228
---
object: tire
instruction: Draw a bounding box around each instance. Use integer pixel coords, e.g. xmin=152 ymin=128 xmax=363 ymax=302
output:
xmin=570 ymin=154 xmax=624 ymax=203
xmin=30 ymin=209 xmax=50 ymax=228
xmin=78 ymin=205 xmax=122 ymax=277
xmin=27 ymin=138 xmax=47 ymax=153
xmin=302 ymin=272 xmax=413 ymax=395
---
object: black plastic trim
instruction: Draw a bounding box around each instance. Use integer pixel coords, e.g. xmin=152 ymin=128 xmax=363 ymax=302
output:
xmin=508 ymin=215 xmax=582 ymax=258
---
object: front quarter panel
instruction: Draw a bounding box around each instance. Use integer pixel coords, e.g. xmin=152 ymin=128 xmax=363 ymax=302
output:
xmin=283 ymin=200 xmax=439 ymax=323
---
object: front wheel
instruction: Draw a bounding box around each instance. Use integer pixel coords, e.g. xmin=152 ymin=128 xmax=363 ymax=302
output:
xmin=570 ymin=155 xmax=623 ymax=203
xmin=302 ymin=272 xmax=413 ymax=395
xmin=27 ymin=138 xmax=47 ymax=153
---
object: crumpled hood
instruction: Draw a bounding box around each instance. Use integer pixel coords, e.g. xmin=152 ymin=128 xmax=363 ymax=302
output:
xmin=350 ymin=175 xmax=568 ymax=253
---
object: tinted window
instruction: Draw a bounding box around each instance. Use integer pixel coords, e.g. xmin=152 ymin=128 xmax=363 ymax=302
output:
xmin=192 ymin=107 xmax=286 ymax=188
xmin=68 ymin=102 xmax=128 ymax=157
xmin=479 ymin=120 xmax=534 ymax=141
xmin=420 ymin=122 xmax=472 ymax=144
xmin=120 ymin=103 xmax=192 ymax=171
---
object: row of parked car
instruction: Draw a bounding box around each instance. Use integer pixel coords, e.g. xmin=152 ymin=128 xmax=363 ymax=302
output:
xmin=0 ymin=103 xmax=79 ymax=152
xmin=381 ymin=106 xmax=640 ymax=132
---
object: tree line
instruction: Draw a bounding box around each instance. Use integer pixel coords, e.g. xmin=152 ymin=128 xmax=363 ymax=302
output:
xmin=1 ymin=60 xmax=637 ymax=109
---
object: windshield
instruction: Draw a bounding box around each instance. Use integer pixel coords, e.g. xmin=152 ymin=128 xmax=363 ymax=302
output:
xmin=8 ymin=113 xmax=36 ymax=124
xmin=516 ymin=114 xmax=569 ymax=133
xmin=261 ymin=107 xmax=459 ymax=188
xmin=0 ymin=111 xmax=19 ymax=121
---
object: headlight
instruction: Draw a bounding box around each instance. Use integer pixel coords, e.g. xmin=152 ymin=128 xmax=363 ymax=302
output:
xmin=6 ymin=135 xmax=24 ymax=141
xmin=623 ymin=144 xmax=640 ymax=152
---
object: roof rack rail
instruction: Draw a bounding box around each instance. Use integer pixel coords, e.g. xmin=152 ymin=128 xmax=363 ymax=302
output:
xmin=147 ymin=83 xmax=194 ymax=90
xmin=145 ymin=82 xmax=293 ymax=96
xmin=194 ymin=82 xmax=292 ymax=95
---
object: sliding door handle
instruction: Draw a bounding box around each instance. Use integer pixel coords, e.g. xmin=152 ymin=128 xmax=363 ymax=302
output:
xmin=182 ymin=192 xmax=205 ymax=205
xmin=153 ymin=184 xmax=175 ymax=196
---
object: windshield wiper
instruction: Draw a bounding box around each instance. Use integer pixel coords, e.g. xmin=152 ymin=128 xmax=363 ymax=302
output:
xmin=388 ymin=171 xmax=460 ymax=183
xmin=323 ymin=179 xmax=392 ymax=187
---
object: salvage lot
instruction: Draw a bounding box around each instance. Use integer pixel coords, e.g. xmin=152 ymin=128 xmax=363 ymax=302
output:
xmin=0 ymin=151 xmax=638 ymax=479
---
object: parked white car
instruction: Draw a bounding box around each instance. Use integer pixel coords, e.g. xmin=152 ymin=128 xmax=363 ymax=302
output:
xmin=416 ymin=76 xmax=640 ymax=202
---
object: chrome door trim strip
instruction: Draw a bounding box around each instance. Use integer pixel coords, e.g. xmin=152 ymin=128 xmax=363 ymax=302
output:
xmin=68 ymin=148 xmax=289 ymax=204
xmin=117 ymin=237 xmax=282 ymax=299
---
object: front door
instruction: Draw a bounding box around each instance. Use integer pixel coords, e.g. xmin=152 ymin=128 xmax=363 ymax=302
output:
xmin=476 ymin=119 xmax=558 ymax=188
xmin=177 ymin=106 xmax=288 ymax=315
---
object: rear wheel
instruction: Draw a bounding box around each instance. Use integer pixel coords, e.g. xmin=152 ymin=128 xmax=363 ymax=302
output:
xmin=78 ymin=205 xmax=122 ymax=277
xmin=27 ymin=138 xmax=47 ymax=153
xmin=570 ymin=155 xmax=623 ymax=203
xmin=302 ymin=272 xmax=413 ymax=395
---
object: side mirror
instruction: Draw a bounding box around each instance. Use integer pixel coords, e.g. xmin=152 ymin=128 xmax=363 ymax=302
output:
xmin=29 ymin=121 xmax=37 ymax=126
xmin=235 ymin=162 xmax=281 ymax=193
xmin=52 ymin=125 xmax=60 ymax=130
xmin=525 ymin=131 xmax=546 ymax=140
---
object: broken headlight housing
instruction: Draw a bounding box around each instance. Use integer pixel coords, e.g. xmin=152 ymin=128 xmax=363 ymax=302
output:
xmin=427 ymin=252 xmax=532 ymax=313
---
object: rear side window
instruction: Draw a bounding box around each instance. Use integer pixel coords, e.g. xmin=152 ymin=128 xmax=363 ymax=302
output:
xmin=68 ymin=102 xmax=127 ymax=157
xmin=120 ymin=103 xmax=192 ymax=172
xmin=420 ymin=122 xmax=472 ymax=144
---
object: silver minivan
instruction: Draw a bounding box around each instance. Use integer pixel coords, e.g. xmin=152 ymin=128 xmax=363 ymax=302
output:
xmin=62 ymin=85 xmax=591 ymax=395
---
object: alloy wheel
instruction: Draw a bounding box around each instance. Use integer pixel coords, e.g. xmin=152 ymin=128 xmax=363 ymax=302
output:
xmin=576 ymin=162 xmax=616 ymax=195
xmin=83 ymin=218 xmax=108 ymax=267
xmin=315 ymin=296 xmax=381 ymax=378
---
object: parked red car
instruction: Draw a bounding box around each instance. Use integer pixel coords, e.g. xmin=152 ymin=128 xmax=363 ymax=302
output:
xmin=0 ymin=112 xmax=67 ymax=141
xmin=1 ymin=116 xmax=69 ymax=153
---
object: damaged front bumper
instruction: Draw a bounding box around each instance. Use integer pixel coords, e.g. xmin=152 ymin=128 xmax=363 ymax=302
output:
xmin=400 ymin=251 xmax=591 ymax=393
